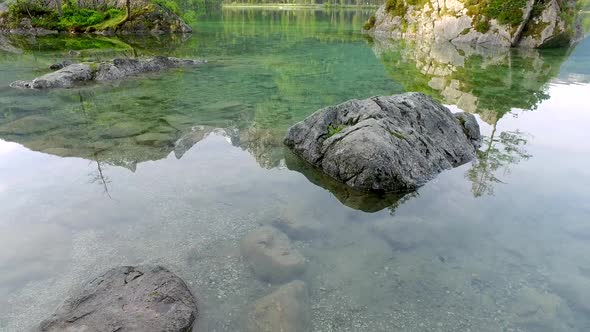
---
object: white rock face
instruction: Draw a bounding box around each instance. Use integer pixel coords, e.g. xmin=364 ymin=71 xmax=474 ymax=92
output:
xmin=367 ymin=0 xmax=582 ymax=48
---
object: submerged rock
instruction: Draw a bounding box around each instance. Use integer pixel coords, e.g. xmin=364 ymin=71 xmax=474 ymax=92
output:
xmin=38 ymin=265 xmax=198 ymax=332
xmin=248 ymin=280 xmax=310 ymax=332
xmin=371 ymin=216 xmax=434 ymax=251
xmin=11 ymin=56 xmax=206 ymax=89
xmin=0 ymin=115 xmax=58 ymax=135
xmin=284 ymin=92 xmax=480 ymax=193
xmin=241 ymin=226 xmax=306 ymax=283
xmin=365 ymin=0 xmax=582 ymax=48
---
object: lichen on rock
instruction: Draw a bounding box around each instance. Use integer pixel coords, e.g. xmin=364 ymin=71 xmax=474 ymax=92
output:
xmin=365 ymin=0 xmax=583 ymax=48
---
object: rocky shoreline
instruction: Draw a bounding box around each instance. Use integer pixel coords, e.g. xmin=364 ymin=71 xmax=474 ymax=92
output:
xmin=364 ymin=0 xmax=584 ymax=48
xmin=10 ymin=56 xmax=206 ymax=89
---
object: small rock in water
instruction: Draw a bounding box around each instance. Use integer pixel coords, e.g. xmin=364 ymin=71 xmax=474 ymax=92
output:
xmin=247 ymin=280 xmax=310 ymax=332
xmin=38 ymin=265 xmax=198 ymax=332
xmin=241 ymin=226 xmax=306 ymax=283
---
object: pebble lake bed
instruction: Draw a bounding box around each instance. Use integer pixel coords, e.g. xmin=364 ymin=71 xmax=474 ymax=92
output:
xmin=1 ymin=7 xmax=590 ymax=332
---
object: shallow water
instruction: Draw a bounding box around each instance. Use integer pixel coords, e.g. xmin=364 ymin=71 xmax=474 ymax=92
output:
xmin=1 ymin=7 xmax=590 ymax=332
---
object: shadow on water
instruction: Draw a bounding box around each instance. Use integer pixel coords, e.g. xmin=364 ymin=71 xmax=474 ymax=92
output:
xmin=284 ymin=149 xmax=413 ymax=212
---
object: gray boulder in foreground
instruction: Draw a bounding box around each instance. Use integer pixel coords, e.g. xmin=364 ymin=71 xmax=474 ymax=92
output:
xmin=38 ymin=265 xmax=198 ymax=332
xmin=284 ymin=92 xmax=481 ymax=192
xmin=11 ymin=56 xmax=206 ymax=89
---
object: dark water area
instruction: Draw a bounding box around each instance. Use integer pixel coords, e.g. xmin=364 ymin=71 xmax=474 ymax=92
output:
xmin=1 ymin=7 xmax=590 ymax=332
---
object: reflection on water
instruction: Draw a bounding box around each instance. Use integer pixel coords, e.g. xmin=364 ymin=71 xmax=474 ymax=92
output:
xmin=1 ymin=7 xmax=590 ymax=332
xmin=369 ymin=36 xmax=575 ymax=197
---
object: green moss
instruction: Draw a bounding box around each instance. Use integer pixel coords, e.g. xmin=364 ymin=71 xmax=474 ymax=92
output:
xmin=389 ymin=130 xmax=406 ymax=140
xmin=327 ymin=124 xmax=347 ymax=137
xmin=363 ymin=15 xmax=376 ymax=30
xmin=5 ymin=0 xmax=127 ymax=32
xmin=385 ymin=0 xmax=407 ymax=17
xmin=485 ymin=0 xmax=528 ymax=26
xmin=474 ymin=19 xmax=490 ymax=33
xmin=464 ymin=0 xmax=529 ymax=32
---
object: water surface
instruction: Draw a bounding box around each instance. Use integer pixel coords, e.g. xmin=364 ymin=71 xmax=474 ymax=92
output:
xmin=1 ymin=7 xmax=590 ymax=332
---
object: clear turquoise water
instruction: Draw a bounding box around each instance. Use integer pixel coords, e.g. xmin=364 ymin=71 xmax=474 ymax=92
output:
xmin=1 ymin=7 xmax=590 ymax=331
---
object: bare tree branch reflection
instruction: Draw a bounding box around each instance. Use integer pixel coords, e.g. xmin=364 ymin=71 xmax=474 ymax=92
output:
xmin=467 ymin=123 xmax=532 ymax=197
xmin=89 ymin=155 xmax=112 ymax=199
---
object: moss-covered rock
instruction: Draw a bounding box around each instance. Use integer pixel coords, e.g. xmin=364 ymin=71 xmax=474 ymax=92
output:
xmin=364 ymin=0 xmax=583 ymax=48
xmin=0 ymin=0 xmax=191 ymax=34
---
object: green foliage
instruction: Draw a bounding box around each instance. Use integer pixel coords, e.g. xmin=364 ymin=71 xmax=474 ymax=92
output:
xmin=154 ymin=0 xmax=181 ymax=15
xmin=8 ymin=0 xmax=53 ymax=17
xmin=484 ymin=0 xmax=528 ymax=26
xmin=5 ymin=0 xmax=127 ymax=31
xmin=474 ymin=18 xmax=490 ymax=33
xmin=465 ymin=0 xmax=528 ymax=29
xmin=58 ymin=6 xmax=108 ymax=30
xmin=385 ymin=0 xmax=406 ymax=16
xmin=363 ymin=15 xmax=375 ymax=30
xmin=327 ymin=124 xmax=346 ymax=137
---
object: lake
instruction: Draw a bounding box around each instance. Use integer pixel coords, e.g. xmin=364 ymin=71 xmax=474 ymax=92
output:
xmin=1 ymin=7 xmax=590 ymax=332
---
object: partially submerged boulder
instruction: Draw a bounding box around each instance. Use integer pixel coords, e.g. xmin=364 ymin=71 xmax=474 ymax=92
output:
xmin=38 ymin=265 xmax=198 ymax=332
xmin=284 ymin=92 xmax=480 ymax=193
xmin=241 ymin=226 xmax=306 ymax=283
xmin=11 ymin=56 xmax=206 ymax=89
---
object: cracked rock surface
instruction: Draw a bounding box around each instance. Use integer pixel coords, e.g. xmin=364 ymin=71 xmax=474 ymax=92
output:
xmin=284 ymin=92 xmax=480 ymax=192
xmin=38 ymin=265 xmax=198 ymax=332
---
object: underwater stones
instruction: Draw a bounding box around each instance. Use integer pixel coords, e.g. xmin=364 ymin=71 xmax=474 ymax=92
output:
xmin=241 ymin=226 xmax=306 ymax=283
xmin=271 ymin=209 xmax=321 ymax=240
xmin=100 ymin=122 xmax=149 ymax=139
xmin=0 ymin=116 xmax=59 ymax=135
xmin=551 ymin=275 xmax=590 ymax=315
xmin=38 ymin=265 xmax=198 ymax=332
xmin=134 ymin=132 xmax=176 ymax=147
xmin=371 ymin=216 xmax=433 ymax=251
xmin=509 ymin=286 xmax=564 ymax=330
xmin=10 ymin=57 xmax=206 ymax=89
xmin=247 ymin=280 xmax=310 ymax=332
xmin=284 ymin=92 xmax=480 ymax=192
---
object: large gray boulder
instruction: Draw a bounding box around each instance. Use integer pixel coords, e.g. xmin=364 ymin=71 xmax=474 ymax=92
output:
xmin=38 ymin=265 xmax=198 ymax=332
xmin=284 ymin=92 xmax=480 ymax=192
xmin=11 ymin=56 xmax=206 ymax=89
